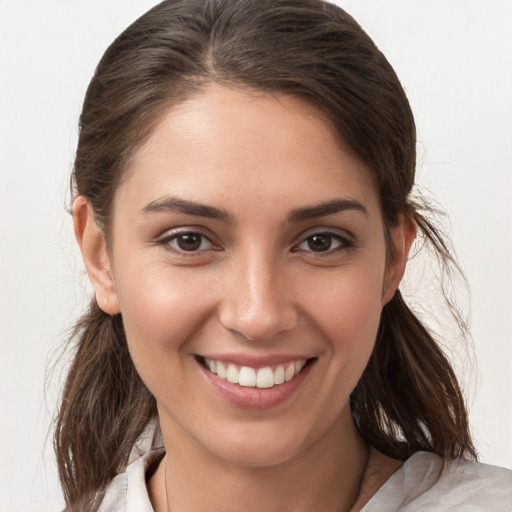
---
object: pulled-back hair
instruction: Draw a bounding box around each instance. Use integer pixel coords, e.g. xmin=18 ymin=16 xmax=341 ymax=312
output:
xmin=55 ymin=0 xmax=477 ymax=509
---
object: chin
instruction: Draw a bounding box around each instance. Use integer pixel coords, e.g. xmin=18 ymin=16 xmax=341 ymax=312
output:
xmin=214 ymin=443 xmax=302 ymax=469
xmin=197 ymin=425 xmax=311 ymax=469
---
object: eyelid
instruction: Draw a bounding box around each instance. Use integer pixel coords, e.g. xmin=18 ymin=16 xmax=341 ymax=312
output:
xmin=155 ymin=227 xmax=220 ymax=254
xmin=292 ymin=228 xmax=355 ymax=254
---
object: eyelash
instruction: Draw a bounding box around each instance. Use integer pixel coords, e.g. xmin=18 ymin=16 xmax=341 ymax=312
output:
xmin=156 ymin=229 xmax=354 ymax=256
xmin=293 ymin=230 xmax=355 ymax=256
xmin=156 ymin=230 xmax=217 ymax=255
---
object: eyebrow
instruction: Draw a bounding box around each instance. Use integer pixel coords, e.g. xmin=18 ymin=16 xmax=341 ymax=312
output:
xmin=288 ymin=199 xmax=368 ymax=222
xmin=141 ymin=196 xmax=233 ymax=222
xmin=141 ymin=196 xmax=367 ymax=223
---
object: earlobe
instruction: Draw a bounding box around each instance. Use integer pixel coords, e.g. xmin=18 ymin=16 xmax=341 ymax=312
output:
xmin=73 ymin=196 xmax=120 ymax=315
xmin=381 ymin=215 xmax=416 ymax=305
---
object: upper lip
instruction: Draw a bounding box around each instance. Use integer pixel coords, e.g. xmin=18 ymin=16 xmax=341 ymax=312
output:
xmin=197 ymin=353 xmax=315 ymax=369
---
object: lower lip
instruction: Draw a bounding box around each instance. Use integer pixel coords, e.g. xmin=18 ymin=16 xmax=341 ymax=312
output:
xmin=199 ymin=361 xmax=314 ymax=410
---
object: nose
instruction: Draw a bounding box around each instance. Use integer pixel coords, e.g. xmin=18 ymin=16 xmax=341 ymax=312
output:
xmin=218 ymin=250 xmax=298 ymax=342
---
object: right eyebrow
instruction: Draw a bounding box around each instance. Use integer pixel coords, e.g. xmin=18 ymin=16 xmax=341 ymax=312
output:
xmin=141 ymin=196 xmax=233 ymax=223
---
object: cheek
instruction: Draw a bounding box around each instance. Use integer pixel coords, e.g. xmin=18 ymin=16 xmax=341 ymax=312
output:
xmin=300 ymin=266 xmax=385 ymax=358
xmin=114 ymin=264 xmax=215 ymax=366
xmin=113 ymin=265 xmax=223 ymax=424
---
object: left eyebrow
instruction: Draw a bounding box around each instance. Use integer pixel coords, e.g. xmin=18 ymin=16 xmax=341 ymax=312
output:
xmin=288 ymin=199 xmax=368 ymax=222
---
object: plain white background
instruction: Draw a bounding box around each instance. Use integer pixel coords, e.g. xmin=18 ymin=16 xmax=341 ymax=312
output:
xmin=1 ymin=1 xmax=511 ymax=510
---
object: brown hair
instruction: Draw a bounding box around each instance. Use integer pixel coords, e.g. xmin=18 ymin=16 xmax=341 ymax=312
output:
xmin=55 ymin=0 xmax=476 ymax=508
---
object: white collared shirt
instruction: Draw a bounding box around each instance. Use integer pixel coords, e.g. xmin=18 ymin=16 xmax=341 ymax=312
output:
xmin=98 ymin=426 xmax=512 ymax=511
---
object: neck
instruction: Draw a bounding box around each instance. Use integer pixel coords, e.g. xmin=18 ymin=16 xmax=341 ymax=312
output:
xmin=149 ymin=409 xmax=372 ymax=512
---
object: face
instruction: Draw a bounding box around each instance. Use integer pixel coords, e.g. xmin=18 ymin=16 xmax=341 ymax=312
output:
xmin=77 ymin=84 xmax=412 ymax=467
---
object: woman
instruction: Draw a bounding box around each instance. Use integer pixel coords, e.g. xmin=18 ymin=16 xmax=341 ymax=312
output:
xmin=54 ymin=0 xmax=512 ymax=510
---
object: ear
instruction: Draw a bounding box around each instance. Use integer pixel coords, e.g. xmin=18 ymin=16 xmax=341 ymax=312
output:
xmin=73 ymin=196 xmax=120 ymax=315
xmin=381 ymin=215 xmax=416 ymax=305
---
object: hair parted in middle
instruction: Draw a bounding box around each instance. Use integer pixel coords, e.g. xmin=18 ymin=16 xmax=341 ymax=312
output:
xmin=55 ymin=0 xmax=476 ymax=508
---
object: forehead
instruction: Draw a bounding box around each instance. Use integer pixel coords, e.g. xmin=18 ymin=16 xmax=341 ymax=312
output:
xmin=116 ymin=83 xmax=380 ymax=218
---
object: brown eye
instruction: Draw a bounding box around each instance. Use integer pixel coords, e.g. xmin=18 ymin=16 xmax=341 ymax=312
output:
xmin=307 ymin=234 xmax=333 ymax=252
xmin=168 ymin=233 xmax=213 ymax=252
xmin=177 ymin=234 xmax=202 ymax=251
xmin=296 ymin=232 xmax=352 ymax=254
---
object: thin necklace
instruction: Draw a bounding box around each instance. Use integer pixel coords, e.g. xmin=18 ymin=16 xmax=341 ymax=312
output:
xmin=164 ymin=458 xmax=171 ymax=512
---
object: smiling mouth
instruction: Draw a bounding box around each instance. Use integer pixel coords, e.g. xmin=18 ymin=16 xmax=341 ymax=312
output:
xmin=197 ymin=356 xmax=315 ymax=389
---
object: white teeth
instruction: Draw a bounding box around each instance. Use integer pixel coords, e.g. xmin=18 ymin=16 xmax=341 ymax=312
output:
xmin=274 ymin=365 xmax=285 ymax=385
xmin=216 ymin=362 xmax=227 ymax=379
xmin=284 ymin=363 xmax=295 ymax=382
xmin=256 ymin=367 xmax=275 ymax=388
xmin=226 ymin=364 xmax=239 ymax=384
xmin=239 ymin=366 xmax=256 ymax=387
xmin=203 ymin=358 xmax=308 ymax=388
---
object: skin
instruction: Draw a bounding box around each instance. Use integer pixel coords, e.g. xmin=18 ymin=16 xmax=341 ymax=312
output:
xmin=74 ymin=84 xmax=415 ymax=511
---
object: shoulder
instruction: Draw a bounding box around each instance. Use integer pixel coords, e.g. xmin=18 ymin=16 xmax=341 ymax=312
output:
xmin=97 ymin=446 xmax=164 ymax=512
xmin=98 ymin=420 xmax=164 ymax=512
xmin=363 ymin=451 xmax=512 ymax=511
